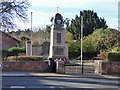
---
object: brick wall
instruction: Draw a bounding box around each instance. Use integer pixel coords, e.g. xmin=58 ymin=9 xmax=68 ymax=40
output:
xmin=102 ymin=61 xmax=120 ymax=74
xmin=2 ymin=61 xmax=48 ymax=72
xmin=95 ymin=61 xmax=120 ymax=75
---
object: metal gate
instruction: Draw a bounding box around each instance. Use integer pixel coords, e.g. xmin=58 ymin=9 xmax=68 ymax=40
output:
xmin=64 ymin=60 xmax=95 ymax=74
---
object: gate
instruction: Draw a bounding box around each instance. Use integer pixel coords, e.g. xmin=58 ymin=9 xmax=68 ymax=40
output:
xmin=64 ymin=60 xmax=95 ymax=74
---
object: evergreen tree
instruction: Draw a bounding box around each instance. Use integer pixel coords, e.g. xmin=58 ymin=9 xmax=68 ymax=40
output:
xmin=66 ymin=10 xmax=108 ymax=40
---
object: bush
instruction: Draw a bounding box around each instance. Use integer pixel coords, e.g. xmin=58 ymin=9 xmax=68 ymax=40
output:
xmin=8 ymin=47 xmax=26 ymax=56
xmin=109 ymin=46 xmax=120 ymax=52
xmin=7 ymin=56 xmax=43 ymax=61
xmin=68 ymin=41 xmax=80 ymax=58
xmin=101 ymin=52 xmax=120 ymax=61
xmin=107 ymin=52 xmax=120 ymax=61
xmin=76 ymin=56 xmax=81 ymax=60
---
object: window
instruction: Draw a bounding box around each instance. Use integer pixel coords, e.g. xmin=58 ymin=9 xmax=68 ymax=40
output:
xmin=57 ymin=33 xmax=61 ymax=43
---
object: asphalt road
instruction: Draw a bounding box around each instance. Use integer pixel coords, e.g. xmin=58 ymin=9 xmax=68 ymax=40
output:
xmin=2 ymin=77 xmax=120 ymax=89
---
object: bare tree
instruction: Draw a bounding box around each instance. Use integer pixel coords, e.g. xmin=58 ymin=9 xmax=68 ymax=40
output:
xmin=0 ymin=0 xmax=30 ymax=31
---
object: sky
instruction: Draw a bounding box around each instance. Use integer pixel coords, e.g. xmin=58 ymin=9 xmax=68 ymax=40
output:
xmin=16 ymin=0 xmax=119 ymax=31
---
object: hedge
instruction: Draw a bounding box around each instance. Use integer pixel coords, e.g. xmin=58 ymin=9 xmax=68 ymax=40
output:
xmin=7 ymin=56 xmax=43 ymax=61
xmin=101 ymin=52 xmax=120 ymax=61
xmin=8 ymin=47 xmax=26 ymax=56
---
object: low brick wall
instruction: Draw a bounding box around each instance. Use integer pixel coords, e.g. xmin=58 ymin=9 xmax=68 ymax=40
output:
xmin=2 ymin=61 xmax=48 ymax=72
xmin=95 ymin=60 xmax=120 ymax=75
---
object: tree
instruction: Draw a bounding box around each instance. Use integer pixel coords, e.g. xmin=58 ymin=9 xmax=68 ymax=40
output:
xmin=81 ymin=28 xmax=120 ymax=53
xmin=64 ymin=32 xmax=80 ymax=58
xmin=32 ymin=29 xmax=50 ymax=45
xmin=46 ymin=25 xmax=51 ymax=34
xmin=0 ymin=0 xmax=30 ymax=31
xmin=66 ymin=10 xmax=108 ymax=40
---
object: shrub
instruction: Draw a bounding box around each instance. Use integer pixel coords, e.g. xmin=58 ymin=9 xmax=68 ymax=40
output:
xmin=110 ymin=46 xmax=120 ymax=52
xmin=7 ymin=56 xmax=43 ymax=61
xmin=8 ymin=47 xmax=25 ymax=56
xmin=100 ymin=52 xmax=120 ymax=61
xmin=107 ymin=52 xmax=120 ymax=61
xmin=68 ymin=41 xmax=80 ymax=58
xmin=76 ymin=56 xmax=81 ymax=60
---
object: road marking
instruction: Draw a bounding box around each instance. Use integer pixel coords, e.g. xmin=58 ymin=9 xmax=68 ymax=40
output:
xmin=2 ymin=74 xmax=26 ymax=76
xmin=59 ymin=86 xmax=64 ymax=88
xmin=49 ymin=86 xmax=55 ymax=88
xmin=10 ymin=86 xmax=25 ymax=88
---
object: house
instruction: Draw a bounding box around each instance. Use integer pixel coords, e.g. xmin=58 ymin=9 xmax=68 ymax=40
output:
xmin=0 ymin=31 xmax=20 ymax=50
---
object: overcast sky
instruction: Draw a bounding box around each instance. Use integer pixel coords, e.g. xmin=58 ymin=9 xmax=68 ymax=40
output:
xmin=16 ymin=0 xmax=119 ymax=30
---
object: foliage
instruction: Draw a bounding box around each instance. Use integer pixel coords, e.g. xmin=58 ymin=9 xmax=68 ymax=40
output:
xmin=76 ymin=55 xmax=81 ymax=60
xmin=64 ymin=31 xmax=74 ymax=42
xmin=19 ymin=36 xmax=30 ymax=47
xmin=8 ymin=47 xmax=25 ymax=56
xmin=101 ymin=52 xmax=120 ymax=61
xmin=46 ymin=25 xmax=51 ymax=34
xmin=64 ymin=32 xmax=80 ymax=58
xmin=0 ymin=0 xmax=30 ymax=31
xmin=81 ymin=28 xmax=120 ymax=53
xmin=68 ymin=41 xmax=80 ymax=58
xmin=66 ymin=10 xmax=108 ymax=40
xmin=109 ymin=46 xmax=120 ymax=52
xmin=7 ymin=56 xmax=43 ymax=61
xmin=32 ymin=29 xmax=50 ymax=45
xmin=8 ymin=28 xmax=50 ymax=46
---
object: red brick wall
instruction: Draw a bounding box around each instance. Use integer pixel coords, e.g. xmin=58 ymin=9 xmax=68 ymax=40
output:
xmin=2 ymin=61 xmax=48 ymax=72
xmin=102 ymin=61 xmax=120 ymax=74
xmin=1 ymin=32 xmax=19 ymax=50
xmin=95 ymin=61 xmax=120 ymax=75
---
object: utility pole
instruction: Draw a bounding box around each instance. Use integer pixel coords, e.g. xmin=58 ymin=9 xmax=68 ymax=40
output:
xmin=81 ymin=15 xmax=83 ymax=74
xmin=30 ymin=12 xmax=33 ymax=56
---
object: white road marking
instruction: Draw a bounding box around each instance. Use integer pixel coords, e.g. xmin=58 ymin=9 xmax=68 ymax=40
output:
xmin=2 ymin=74 xmax=26 ymax=76
xmin=49 ymin=86 xmax=55 ymax=88
xmin=10 ymin=86 xmax=25 ymax=88
xmin=59 ymin=86 xmax=64 ymax=88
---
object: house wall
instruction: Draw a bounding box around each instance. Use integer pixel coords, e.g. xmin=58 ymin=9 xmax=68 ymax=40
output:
xmin=0 ymin=32 xmax=19 ymax=50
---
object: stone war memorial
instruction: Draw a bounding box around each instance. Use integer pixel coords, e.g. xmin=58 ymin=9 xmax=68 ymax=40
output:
xmin=25 ymin=13 xmax=68 ymax=73
xmin=48 ymin=13 xmax=68 ymax=73
xmin=26 ymin=13 xmax=68 ymax=60
xmin=49 ymin=13 xmax=68 ymax=59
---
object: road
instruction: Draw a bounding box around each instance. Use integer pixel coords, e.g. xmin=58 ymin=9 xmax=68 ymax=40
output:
xmin=2 ymin=77 xmax=119 ymax=89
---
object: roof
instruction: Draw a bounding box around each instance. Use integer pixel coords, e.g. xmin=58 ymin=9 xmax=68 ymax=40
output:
xmin=0 ymin=30 xmax=20 ymax=42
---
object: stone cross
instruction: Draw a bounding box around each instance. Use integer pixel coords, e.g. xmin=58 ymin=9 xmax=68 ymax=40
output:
xmin=57 ymin=7 xmax=59 ymax=12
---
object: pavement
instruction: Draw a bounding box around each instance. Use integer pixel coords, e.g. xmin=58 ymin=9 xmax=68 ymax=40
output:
xmin=1 ymin=71 xmax=120 ymax=80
